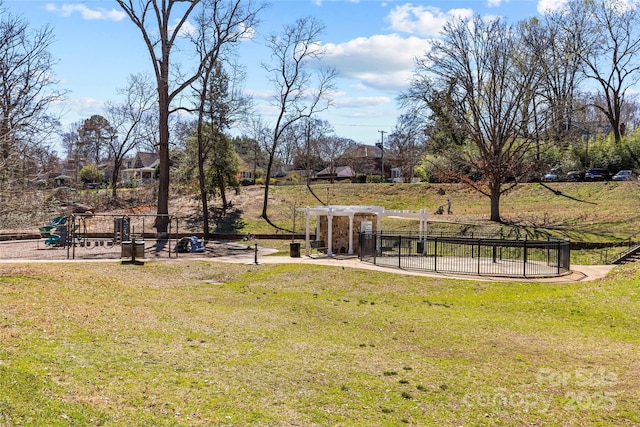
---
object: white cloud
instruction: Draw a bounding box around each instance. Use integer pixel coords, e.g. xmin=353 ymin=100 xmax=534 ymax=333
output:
xmin=170 ymin=18 xmax=197 ymax=37
xmin=53 ymin=97 xmax=106 ymax=132
xmin=387 ymin=4 xmax=474 ymax=37
xmin=332 ymin=95 xmax=392 ymax=108
xmin=322 ymin=34 xmax=433 ymax=91
xmin=487 ymin=0 xmax=504 ymax=6
xmin=45 ymin=3 xmax=126 ymax=21
xmin=244 ymin=88 xmax=280 ymax=103
xmin=537 ymin=0 xmax=569 ymax=14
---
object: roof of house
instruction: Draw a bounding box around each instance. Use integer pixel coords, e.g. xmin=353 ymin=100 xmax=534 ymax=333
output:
xmin=136 ymin=152 xmax=160 ymax=168
xmin=317 ymin=165 xmax=355 ymax=177
xmin=344 ymin=144 xmax=382 ymax=159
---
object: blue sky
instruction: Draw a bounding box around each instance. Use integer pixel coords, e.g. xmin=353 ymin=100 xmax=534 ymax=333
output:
xmin=6 ymin=0 xmax=567 ymax=151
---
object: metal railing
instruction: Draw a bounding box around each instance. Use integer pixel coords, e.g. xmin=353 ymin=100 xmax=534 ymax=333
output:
xmin=359 ymin=232 xmax=571 ymax=278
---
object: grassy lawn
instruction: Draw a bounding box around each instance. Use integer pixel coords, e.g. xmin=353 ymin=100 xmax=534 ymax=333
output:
xmin=244 ymin=181 xmax=640 ymax=243
xmin=1 ymin=261 xmax=639 ymax=426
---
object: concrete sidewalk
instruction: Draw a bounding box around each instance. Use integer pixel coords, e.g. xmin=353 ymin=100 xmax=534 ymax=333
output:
xmin=207 ymin=252 xmax=616 ymax=283
xmin=0 ymin=239 xmax=616 ymax=282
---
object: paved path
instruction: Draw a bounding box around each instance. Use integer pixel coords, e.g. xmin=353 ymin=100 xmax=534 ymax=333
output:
xmin=0 ymin=240 xmax=615 ymax=283
xmin=198 ymin=251 xmax=615 ymax=283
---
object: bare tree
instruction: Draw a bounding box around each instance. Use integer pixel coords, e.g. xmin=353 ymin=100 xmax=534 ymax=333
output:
xmin=116 ymin=0 xmax=195 ymax=233
xmin=292 ymin=118 xmax=331 ymax=171
xmin=117 ymin=0 xmax=263 ymax=234
xmin=61 ymin=121 xmax=81 ymax=162
xmin=194 ymin=63 xmax=249 ymax=237
xmin=520 ymin=14 xmax=584 ymax=146
xmin=0 ymin=6 xmax=65 ymax=185
xmin=259 ymin=16 xmax=337 ymax=225
xmin=386 ymin=113 xmax=426 ymax=183
xmin=340 ymin=143 xmax=378 ymax=181
xmin=189 ymin=0 xmax=260 ymax=239
xmin=104 ymin=73 xmax=157 ymax=198
xmin=567 ymin=0 xmax=640 ymax=142
xmin=316 ymin=135 xmax=353 ymax=184
xmin=406 ymin=15 xmax=543 ymax=222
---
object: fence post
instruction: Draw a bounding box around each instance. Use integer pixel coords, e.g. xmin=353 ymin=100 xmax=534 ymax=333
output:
xmin=523 ymin=237 xmax=528 ymax=277
xmin=398 ymin=235 xmax=402 ymax=269
xmin=434 ymin=238 xmax=438 ymax=272
xmin=373 ymin=233 xmax=377 ymax=265
xmin=477 ymin=239 xmax=481 ymax=275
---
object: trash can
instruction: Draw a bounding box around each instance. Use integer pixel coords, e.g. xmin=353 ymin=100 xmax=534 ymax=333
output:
xmin=121 ymin=241 xmax=132 ymax=258
xmin=289 ymin=242 xmax=301 ymax=258
xmin=121 ymin=240 xmax=145 ymax=259
xmin=134 ymin=241 xmax=145 ymax=258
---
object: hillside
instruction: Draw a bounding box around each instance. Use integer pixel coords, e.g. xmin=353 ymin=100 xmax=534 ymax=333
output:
xmin=231 ymin=182 xmax=640 ymax=243
xmin=4 ymin=181 xmax=640 ymax=243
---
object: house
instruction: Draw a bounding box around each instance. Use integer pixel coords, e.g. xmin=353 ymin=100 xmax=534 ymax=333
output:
xmin=390 ymin=167 xmax=421 ymax=183
xmin=316 ymin=165 xmax=355 ymax=181
xmin=340 ymin=143 xmax=392 ymax=179
xmin=120 ymin=152 xmax=160 ymax=183
xmin=236 ymin=157 xmax=264 ymax=184
xmin=280 ymin=169 xmax=317 ymax=184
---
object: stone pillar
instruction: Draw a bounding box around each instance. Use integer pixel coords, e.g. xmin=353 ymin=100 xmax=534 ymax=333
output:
xmin=305 ymin=209 xmax=311 ymax=256
xmin=327 ymin=208 xmax=333 ymax=257
xmin=348 ymin=213 xmax=354 ymax=254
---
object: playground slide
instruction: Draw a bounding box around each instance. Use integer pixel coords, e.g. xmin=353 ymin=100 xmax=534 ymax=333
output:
xmin=40 ymin=216 xmax=68 ymax=246
xmin=44 ymin=234 xmax=61 ymax=246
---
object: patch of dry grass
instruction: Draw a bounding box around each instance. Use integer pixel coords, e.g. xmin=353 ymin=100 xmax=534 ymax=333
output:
xmin=5 ymin=181 xmax=640 ymax=245
xmin=1 ymin=261 xmax=639 ymax=425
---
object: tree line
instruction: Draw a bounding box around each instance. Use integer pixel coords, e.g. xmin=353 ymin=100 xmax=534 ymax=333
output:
xmin=403 ymin=0 xmax=640 ymax=221
xmin=2 ymin=0 xmax=640 ymax=230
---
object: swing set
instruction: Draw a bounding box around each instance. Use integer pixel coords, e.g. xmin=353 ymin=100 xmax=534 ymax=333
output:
xmin=38 ymin=213 xmax=180 ymax=260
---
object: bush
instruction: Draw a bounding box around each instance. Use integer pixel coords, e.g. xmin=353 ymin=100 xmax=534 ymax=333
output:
xmin=79 ymin=164 xmax=104 ymax=184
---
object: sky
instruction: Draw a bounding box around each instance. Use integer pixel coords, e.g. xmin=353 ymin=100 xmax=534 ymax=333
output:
xmin=6 ymin=0 xmax=569 ymax=152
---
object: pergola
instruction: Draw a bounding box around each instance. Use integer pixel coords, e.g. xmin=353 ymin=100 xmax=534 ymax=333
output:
xmin=303 ymin=205 xmax=428 ymax=257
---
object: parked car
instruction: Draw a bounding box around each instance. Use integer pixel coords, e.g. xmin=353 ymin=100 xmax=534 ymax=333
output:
xmin=566 ymin=170 xmax=585 ymax=182
xmin=584 ymin=168 xmax=611 ymax=181
xmin=541 ymin=167 xmax=563 ymax=182
xmin=518 ymin=173 xmax=540 ymax=183
xmin=612 ymin=170 xmax=634 ymax=181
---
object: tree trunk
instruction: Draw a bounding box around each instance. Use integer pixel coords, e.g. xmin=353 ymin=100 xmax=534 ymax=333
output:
xmin=490 ymin=184 xmax=501 ymax=222
xmin=155 ymin=100 xmax=170 ymax=235
xmin=198 ymin=149 xmax=210 ymax=240
xmin=218 ymin=172 xmax=228 ymax=212
xmin=155 ymin=33 xmax=171 ymax=236
xmin=111 ymin=166 xmax=119 ymax=199
xmin=261 ymin=155 xmax=274 ymax=219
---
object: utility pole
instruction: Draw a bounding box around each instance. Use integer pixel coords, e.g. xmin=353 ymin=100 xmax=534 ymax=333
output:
xmin=377 ymin=130 xmax=385 ymax=182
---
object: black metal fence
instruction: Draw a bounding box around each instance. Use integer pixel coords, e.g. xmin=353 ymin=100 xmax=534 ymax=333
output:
xmin=358 ymin=232 xmax=571 ymax=278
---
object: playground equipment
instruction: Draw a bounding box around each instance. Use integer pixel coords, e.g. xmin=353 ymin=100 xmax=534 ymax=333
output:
xmin=175 ymin=236 xmax=205 ymax=253
xmin=39 ymin=216 xmax=68 ymax=246
xmin=114 ymin=216 xmax=131 ymax=243
xmin=63 ymin=213 xmax=178 ymax=260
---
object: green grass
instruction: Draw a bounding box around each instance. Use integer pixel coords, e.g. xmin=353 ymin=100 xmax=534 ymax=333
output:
xmin=1 ymin=261 xmax=639 ymax=425
xmin=233 ymin=181 xmax=640 ymax=247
